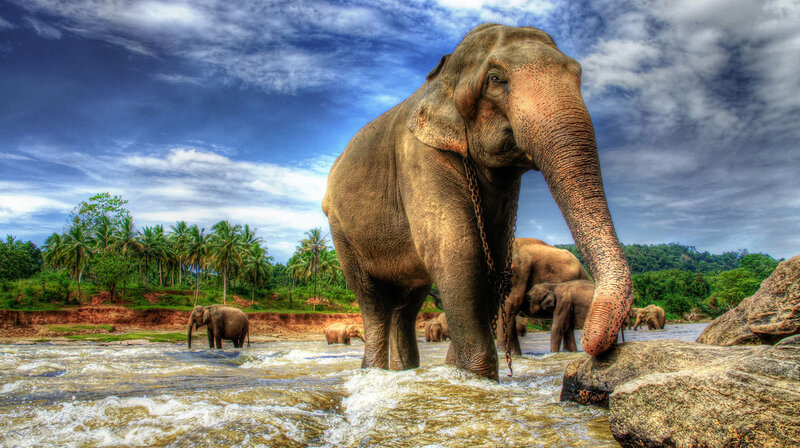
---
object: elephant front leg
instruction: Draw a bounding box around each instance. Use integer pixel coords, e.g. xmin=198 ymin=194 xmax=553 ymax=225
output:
xmin=389 ymin=287 xmax=428 ymax=371
xmin=361 ymin=312 xmax=391 ymax=368
xmin=207 ymin=330 xmax=214 ymax=349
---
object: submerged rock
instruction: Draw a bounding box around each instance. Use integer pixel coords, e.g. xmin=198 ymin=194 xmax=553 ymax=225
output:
xmin=561 ymin=336 xmax=800 ymax=447
xmin=697 ymin=254 xmax=800 ymax=346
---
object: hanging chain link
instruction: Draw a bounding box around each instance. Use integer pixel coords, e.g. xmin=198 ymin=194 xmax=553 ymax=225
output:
xmin=463 ymin=156 xmax=519 ymax=376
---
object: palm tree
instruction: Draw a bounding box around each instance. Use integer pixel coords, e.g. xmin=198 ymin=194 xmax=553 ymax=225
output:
xmin=186 ymin=225 xmax=209 ymax=306
xmin=93 ymin=215 xmax=117 ymax=253
xmin=299 ymin=228 xmax=329 ymax=300
xmin=43 ymin=232 xmax=66 ymax=270
xmin=209 ymin=220 xmax=244 ymax=304
xmin=62 ymin=226 xmax=93 ymax=298
xmin=169 ymin=220 xmax=189 ymax=286
xmin=240 ymin=242 xmax=272 ymax=300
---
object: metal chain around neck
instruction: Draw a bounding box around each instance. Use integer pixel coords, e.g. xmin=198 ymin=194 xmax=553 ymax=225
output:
xmin=462 ymin=155 xmax=519 ymax=376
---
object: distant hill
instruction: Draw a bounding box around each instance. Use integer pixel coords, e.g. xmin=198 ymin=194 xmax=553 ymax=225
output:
xmin=553 ymin=243 xmax=766 ymax=275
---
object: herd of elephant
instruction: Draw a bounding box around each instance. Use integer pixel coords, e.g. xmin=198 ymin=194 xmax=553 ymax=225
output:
xmin=185 ymin=238 xmax=666 ymax=352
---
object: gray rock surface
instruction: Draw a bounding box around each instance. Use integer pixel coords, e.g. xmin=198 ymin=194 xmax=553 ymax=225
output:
xmin=561 ymin=336 xmax=800 ymax=447
xmin=697 ymin=254 xmax=800 ymax=346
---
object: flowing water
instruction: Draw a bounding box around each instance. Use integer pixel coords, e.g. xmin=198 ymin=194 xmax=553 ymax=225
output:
xmin=0 ymin=323 xmax=708 ymax=447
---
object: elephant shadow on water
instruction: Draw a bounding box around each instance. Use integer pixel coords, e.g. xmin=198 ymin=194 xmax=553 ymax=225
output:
xmin=322 ymin=23 xmax=632 ymax=380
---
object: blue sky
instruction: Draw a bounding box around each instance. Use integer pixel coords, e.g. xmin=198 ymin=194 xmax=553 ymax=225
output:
xmin=1 ymin=0 xmax=799 ymax=263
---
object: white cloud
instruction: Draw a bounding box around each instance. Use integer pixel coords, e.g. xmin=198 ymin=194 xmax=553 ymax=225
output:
xmin=0 ymin=15 xmax=15 ymax=30
xmin=0 ymin=192 xmax=71 ymax=220
xmin=5 ymin=145 xmax=332 ymax=261
xmin=24 ymin=16 xmax=62 ymax=38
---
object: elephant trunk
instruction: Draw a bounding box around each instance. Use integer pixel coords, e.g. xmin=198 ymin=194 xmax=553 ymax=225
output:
xmin=520 ymin=101 xmax=632 ymax=356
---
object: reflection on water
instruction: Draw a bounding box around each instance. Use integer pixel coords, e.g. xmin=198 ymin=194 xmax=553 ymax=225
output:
xmin=0 ymin=323 xmax=707 ymax=447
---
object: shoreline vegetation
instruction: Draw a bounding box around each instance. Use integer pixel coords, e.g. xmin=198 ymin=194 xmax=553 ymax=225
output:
xmin=0 ymin=193 xmax=780 ymax=342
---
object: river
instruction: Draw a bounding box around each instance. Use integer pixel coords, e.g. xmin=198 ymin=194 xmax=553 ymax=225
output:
xmin=0 ymin=323 xmax=708 ymax=447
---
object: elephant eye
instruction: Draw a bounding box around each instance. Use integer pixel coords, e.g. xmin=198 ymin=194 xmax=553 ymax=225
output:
xmin=489 ymin=75 xmax=507 ymax=84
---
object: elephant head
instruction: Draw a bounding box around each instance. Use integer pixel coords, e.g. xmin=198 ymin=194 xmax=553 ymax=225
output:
xmin=187 ymin=305 xmax=208 ymax=348
xmin=525 ymin=283 xmax=555 ymax=316
xmin=409 ymin=24 xmax=632 ymax=355
xmin=347 ymin=325 xmax=365 ymax=343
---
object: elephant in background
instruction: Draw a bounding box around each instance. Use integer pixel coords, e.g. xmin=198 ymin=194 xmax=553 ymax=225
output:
xmin=497 ymin=238 xmax=589 ymax=355
xmin=425 ymin=320 xmax=446 ymax=342
xmin=325 ymin=322 xmax=365 ymax=344
xmin=622 ymin=307 xmax=639 ymax=330
xmin=633 ymin=305 xmax=666 ymax=330
xmin=516 ymin=316 xmax=529 ymax=338
xmin=529 ymin=280 xmax=594 ymax=352
xmin=188 ymin=305 xmax=250 ymax=349
xmin=322 ymin=24 xmax=632 ymax=379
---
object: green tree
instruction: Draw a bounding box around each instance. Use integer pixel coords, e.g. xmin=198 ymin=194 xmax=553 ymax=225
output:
xmin=62 ymin=226 xmax=93 ymax=298
xmin=0 ymin=236 xmax=43 ymax=281
xmin=240 ymin=242 xmax=273 ymax=300
xmin=68 ymin=193 xmax=131 ymax=234
xmin=91 ymin=252 xmax=134 ymax=301
xmin=298 ymin=228 xmax=329 ymax=301
xmin=209 ymin=220 xmax=244 ymax=304
xmin=708 ymin=268 xmax=763 ymax=310
xmin=169 ymin=220 xmax=190 ymax=286
xmin=186 ymin=225 xmax=209 ymax=306
xmin=739 ymin=253 xmax=779 ymax=281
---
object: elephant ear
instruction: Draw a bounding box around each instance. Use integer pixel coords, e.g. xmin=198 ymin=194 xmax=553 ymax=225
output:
xmin=407 ymin=54 xmax=469 ymax=157
xmin=202 ymin=308 xmax=210 ymax=324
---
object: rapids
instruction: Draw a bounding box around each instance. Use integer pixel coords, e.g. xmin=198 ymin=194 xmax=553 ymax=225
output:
xmin=0 ymin=323 xmax=708 ymax=447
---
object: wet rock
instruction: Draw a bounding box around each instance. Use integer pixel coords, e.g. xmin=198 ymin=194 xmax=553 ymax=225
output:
xmin=697 ymin=254 xmax=800 ymax=346
xmin=561 ymin=336 xmax=800 ymax=447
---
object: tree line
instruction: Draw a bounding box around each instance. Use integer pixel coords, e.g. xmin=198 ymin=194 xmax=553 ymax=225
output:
xmin=0 ymin=194 xmax=351 ymax=311
xmin=556 ymin=242 xmax=781 ymax=318
xmin=0 ymin=194 xmax=783 ymax=317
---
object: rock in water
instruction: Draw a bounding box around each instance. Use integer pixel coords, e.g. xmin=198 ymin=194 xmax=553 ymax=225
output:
xmin=697 ymin=254 xmax=800 ymax=346
xmin=561 ymin=336 xmax=800 ymax=448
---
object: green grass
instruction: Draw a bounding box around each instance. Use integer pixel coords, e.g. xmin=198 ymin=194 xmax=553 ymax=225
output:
xmin=67 ymin=332 xmax=187 ymax=342
xmin=47 ymin=324 xmax=114 ymax=333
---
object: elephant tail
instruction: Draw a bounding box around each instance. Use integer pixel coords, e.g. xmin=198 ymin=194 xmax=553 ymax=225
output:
xmin=247 ymin=329 xmax=251 ymax=348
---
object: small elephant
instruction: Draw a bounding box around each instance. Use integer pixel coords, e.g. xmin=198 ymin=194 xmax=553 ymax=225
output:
xmin=516 ymin=316 xmax=529 ymax=338
xmin=529 ymin=280 xmax=595 ymax=352
xmin=325 ymin=322 xmax=365 ymax=345
xmin=497 ymin=238 xmax=590 ymax=356
xmin=633 ymin=305 xmax=666 ymax=330
xmin=425 ymin=320 xmax=445 ymax=342
xmin=622 ymin=307 xmax=639 ymax=330
xmin=188 ymin=305 xmax=250 ymax=349
xmin=437 ymin=313 xmax=450 ymax=340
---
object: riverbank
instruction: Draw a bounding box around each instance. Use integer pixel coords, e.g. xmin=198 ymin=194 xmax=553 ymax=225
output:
xmin=0 ymin=306 xmax=443 ymax=343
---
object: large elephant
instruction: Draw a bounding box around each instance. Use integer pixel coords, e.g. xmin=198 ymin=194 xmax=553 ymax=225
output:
xmin=497 ymin=238 xmax=589 ymax=355
xmin=530 ymin=280 xmax=595 ymax=352
xmin=633 ymin=304 xmax=666 ymax=330
xmin=322 ymin=24 xmax=632 ymax=379
xmin=187 ymin=305 xmax=250 ymax=349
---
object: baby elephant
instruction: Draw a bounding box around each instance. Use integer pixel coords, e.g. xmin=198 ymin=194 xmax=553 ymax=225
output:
xmin=529 ymin=280 xmax=595 ymax=353
xmin=425 ymin=319 xmax=446 ymax=342
xmin=325 ymin=322 xmax=365 ymax=345
xmin=188 ymin=305 xmax=250 ymax=349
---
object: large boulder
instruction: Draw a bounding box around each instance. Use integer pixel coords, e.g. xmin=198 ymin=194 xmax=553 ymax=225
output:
xmin=697 ymin=254 xmax=800 ymax=346
xmin=561 ymin=336 xmax=800 ymax=448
